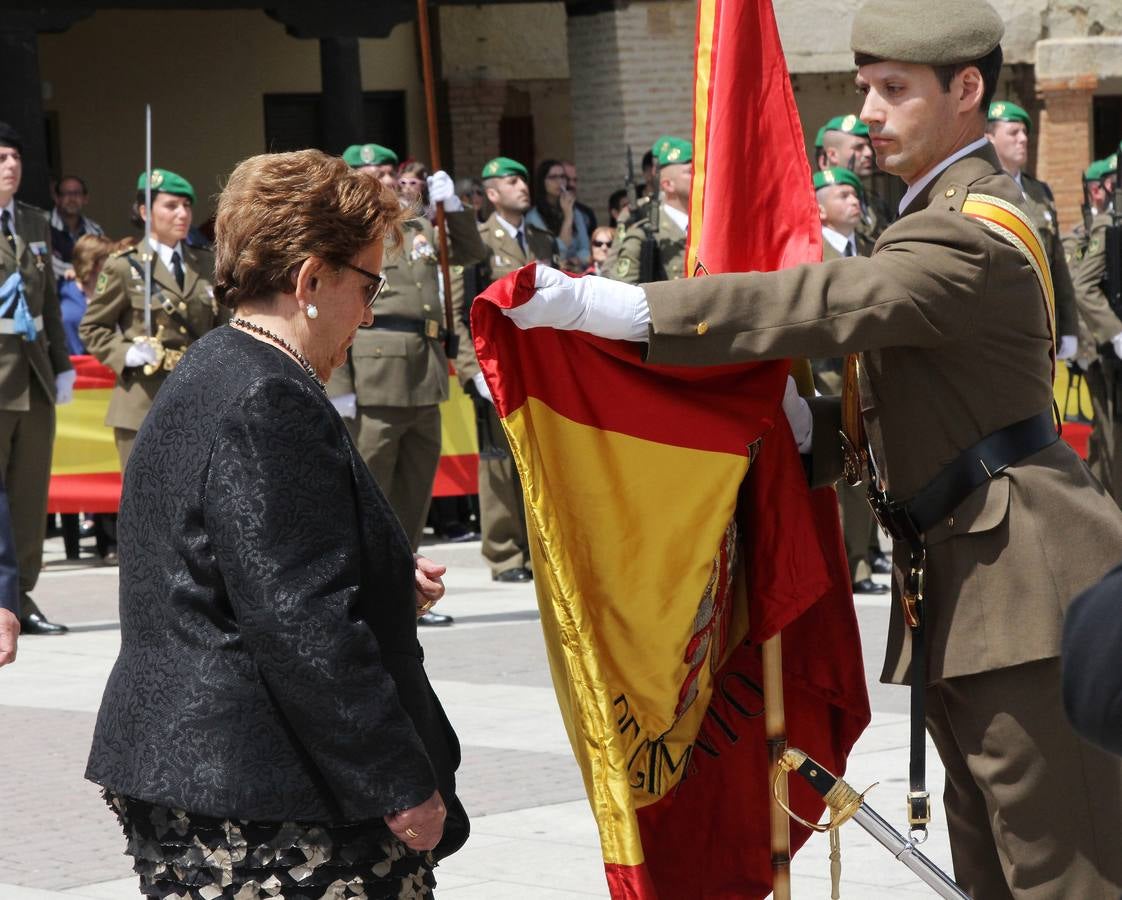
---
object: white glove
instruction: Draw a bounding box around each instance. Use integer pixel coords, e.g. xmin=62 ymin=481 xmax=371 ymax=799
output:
xmin=427 ymin=171 xmax=463 ymax=212
xmin=125 ymin=342 xmax=158 ymax=369
xmin=502 ymin=266 xmax=651 ymax=342
xmin=471 ymin=371 xmax=493 ymax=403
xmin=55 ymin=368 xmax=77 ymax=405
xmin=1057 ymin=335 xmax=1078 ymax=361
xmin=782 ymin=376 xmax=812 ymax=453
xmin=331 ymin=392 xmax=357 ymax=419
xmin=1113 ymin=332 xmax=1122 ymax=360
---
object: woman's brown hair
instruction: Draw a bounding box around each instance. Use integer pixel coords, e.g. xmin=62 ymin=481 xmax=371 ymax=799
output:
xmin=213 ymin=149 xmax=406 ymax=310
xmin=73 ymin=234 xmax=134 ymax=294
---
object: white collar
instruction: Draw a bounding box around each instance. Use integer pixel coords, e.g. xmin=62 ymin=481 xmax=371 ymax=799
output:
xmin=662 ymin=202 xmax=689 ymax=232
xmin=0 ymin=197 xmax=15 ymax=224
xmin=147 ymin=237 xmax=185 ymax=272
xmin=821 ymin=226 xmax=855 ymax=256
xmin=495 ymin=213 xmax=524 ymax=241
xmin=898 ymin=136 xmax=990 ymax=215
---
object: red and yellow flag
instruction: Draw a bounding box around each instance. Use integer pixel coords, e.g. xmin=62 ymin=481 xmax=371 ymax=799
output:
xmin=468 ymin=2 xmax=871 ymax=896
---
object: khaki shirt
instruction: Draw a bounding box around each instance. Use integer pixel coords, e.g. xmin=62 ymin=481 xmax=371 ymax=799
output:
xmin=640 ymin=144 xmax=1122 ymax=685
xmin=0 ymin=201 xmax=72 ymax=410
xmin=79 ymin=241 xmax=221 ymax=431
xmin=607 ymin=205 xmax=687 ymax=284
xmin=330 ymin=209 xmax=488 ymax=407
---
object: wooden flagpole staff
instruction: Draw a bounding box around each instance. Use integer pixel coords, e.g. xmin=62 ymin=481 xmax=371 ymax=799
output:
xmin=416 ymin=0 xmax=458 ymax=358
xmin=764 ymin=632 xmax=792 ymax=899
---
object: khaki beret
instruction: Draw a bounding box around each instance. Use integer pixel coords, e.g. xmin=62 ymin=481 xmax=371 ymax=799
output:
xmin=851 ymin=0 xmax=1004 ymax=66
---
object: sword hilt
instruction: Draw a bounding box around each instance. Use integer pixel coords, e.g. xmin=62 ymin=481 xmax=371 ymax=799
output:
xmin=774 ymin=748 xmax=871 ymax=833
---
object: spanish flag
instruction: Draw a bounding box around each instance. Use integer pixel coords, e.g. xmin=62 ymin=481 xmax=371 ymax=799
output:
xmin=469 ymin=0 xmax=869 ymax=895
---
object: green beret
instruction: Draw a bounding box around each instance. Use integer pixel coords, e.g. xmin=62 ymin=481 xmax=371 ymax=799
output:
xmin=988 ymin=101 xmax=1031 ymax=132
xmin=651 ymin=135 xmax=692 ymax=168
xmin=136 ymin=169 xmax=195 ymax=204
xmin=813 ymin=167 xmax=864 ymax=197
xmin=342 ymin=143 xmax=398 ymax=168
xmin=481 ymin=156 xmax=528 ymax=180
xmin=851 ymin=0 xmax=1004 ymax=65
xmin=815 ymin=114 xmax=869 ymax=147
xmin=1084 ymin=157 xmax=1117 ymax=182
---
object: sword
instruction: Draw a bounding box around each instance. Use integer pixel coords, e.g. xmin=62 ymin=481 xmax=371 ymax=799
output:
xmin=143 ymin=103 xmax=153 ymax=338
xmin=775 ymin=748 xmax=969 ymax=900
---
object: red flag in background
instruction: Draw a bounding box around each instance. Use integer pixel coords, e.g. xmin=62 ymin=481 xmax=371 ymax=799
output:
xmin=470 ymin=1 xmax=869 ymax=897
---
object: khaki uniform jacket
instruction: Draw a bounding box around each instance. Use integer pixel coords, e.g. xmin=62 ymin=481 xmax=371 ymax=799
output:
xmin=1020 ymin=172 xmax=1078 ymax=339
xmin=0 ymin=201 xmax=72 ymax=410
xmin=641 ymin=144 xmax=1122 ymax=685
xmin=79 ymin=242 xmax=221 ymax=431
xmin=331 ymin=210 xmax=487 ymax=407
xmin=1072 ymin=217 xmax=1121 ymax=348
xmin=812 ymin=233 xmax=873 ymax=395
xmin=607 ymin=205 xmax=687 ymax=284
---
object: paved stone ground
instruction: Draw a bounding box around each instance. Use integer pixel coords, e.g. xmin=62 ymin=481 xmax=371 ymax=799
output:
xmin=0 ymin=533 xmax=955 ymax=899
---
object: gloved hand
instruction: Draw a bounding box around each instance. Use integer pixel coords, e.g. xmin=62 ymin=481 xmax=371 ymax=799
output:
xmin=427 ymin=171 xmax=463 ymax=212
xmin=1057 ymin=335 xmax=1078 ymax=361
xmin=782 ymin=376 xmax=812 ymax=453
xmin=125 ymin=342 xmax=159 ymax=369
xmin=502 ymin=265 xmax=650 ymax=342
xmin=331 ymin=392 xmax=357 ymax=419
xmin=471 ymin=371 xmax=493 ymax=404
xmin=55 ymin=368 xmax=77 ymax=405
xmin=1112 ymin=332 xmax=1122 ymax=361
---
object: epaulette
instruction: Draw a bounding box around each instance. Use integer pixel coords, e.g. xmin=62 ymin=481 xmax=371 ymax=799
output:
xmin=110 ymin=245 xmax=135 ymax=259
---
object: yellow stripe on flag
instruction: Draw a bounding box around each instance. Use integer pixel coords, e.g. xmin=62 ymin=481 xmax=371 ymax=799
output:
xmin=51 ymin=388 xmax=120 ymax=475
xmin=439 ymin=375 xmax=478 ymax=457
xmin=686 ymin=0 xmax=718 ymax=277
xmin=503 ymin=396 xmax=751 ymax=868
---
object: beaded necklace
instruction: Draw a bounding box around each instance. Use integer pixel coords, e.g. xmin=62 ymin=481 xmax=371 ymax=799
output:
xmin=230 ymin=317 xmax=326 ymax=391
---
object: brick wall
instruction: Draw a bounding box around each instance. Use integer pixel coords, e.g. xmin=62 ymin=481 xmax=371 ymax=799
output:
xmin=568 ymin=1 xmax=696 ymax=225
xmin=1036 ymin=75 xmax=1098 ymax=232
xmin=446 ymin=79 xmax=507 ymax=184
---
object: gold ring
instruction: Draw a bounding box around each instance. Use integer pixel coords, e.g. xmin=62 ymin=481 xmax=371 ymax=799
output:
xmin=404 ymin=826 xmax=420 ymax=840
xmin=420 ymin=600 xmax=435 ymax=613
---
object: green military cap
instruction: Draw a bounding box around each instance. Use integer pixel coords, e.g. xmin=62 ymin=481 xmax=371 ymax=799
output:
xmin=342 ymin=143 xmax=398 ymax=168
xmin=815 ymin=114 xmax=869 ymax=147
xmin=988 ymin=101 xmax=1031 ymax=131
xmin=137 ymin=168 xmax=195 ymax=204
xmin=813 ymin=167 xmax=864 ymax=197
xmin=851 ymin=0 xmax=1004 ymax=66
xmin=650 ymin=135 xmax=692 ymax=167
xmin=481 ymin=156 xmax=528 ymax=180
xmin=1085 ymin=156 xmax=1118 ymax=182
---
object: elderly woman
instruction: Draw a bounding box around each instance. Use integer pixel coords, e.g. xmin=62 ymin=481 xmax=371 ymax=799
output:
xmin=86 ymin=150 xmax=467 ymax=899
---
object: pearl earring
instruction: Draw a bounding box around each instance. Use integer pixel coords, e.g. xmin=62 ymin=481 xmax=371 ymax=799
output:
xmin=306 ymin=304 xmax=319 ymax=319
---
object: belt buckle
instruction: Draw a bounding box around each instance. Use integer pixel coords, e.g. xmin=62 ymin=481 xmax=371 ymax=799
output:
xmin=424 ymin=319 xmax=439 ymax=339
xmin=900 ymin=548 xmax=926 ymax=629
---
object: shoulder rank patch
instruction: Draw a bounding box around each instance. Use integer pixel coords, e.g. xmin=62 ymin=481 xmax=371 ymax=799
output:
xmin=617 ymin=257 xmax=631 ymax=277
xmin=1089 ymin=238 xmax=1101 ymax=255
xmin=95 ymin=271 xmax=109 ymax=295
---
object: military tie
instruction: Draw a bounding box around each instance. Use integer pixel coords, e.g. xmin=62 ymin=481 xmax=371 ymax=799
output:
xmin=0 ymin=210 xmax=15 ymax=254
xmin=515 ymin=229 xmax=526 ymax=255
xmin=844 ymin=241 xmax=856 ymax=257
xmin=171 ymin=250 xmax=185 ymax=291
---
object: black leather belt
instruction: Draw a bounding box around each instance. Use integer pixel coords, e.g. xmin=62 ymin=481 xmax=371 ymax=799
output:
xmin=369 ymin=314 xmax=446 ymax=340
xmin=873 ymin=410 xmax=1058 ymax=544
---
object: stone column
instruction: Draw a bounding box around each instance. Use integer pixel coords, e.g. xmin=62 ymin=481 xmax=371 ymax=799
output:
xmin=1035 ymin=75 xmax=1097 ymax=230
xmin=319 ymin=36 xmax=365 ymax=156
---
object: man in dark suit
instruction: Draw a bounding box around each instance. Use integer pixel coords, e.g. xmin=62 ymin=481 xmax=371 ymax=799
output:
xmin=0 ymin=478 xmax=19 ymax=666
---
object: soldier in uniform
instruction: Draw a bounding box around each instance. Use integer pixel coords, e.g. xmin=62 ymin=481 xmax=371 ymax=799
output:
xmin=330 ymin=145 xmax=488 ymax=624
xmin=1 ymin=122 xmax=76 ymax=632
xmin=607 ymin=136 xmax=690 ymax=284
xmin=466 ymin=157 xmax=556 ymax=582
xmin=815 ymin=114 xmax=893 ymax=241
xmin=986 ymin=100 xmax=1079 ymax=362
xmin=502 ymin=2 xmax=1122 ymax=894
xmin=810 ymin=167 xmax=885 ymax=596
xmin=1071 ymin=154 xmax=1122 ymax=502
xmin=80 ymin=169 xmax=221 ymax=470
xmin=0 ymin=122 xmax=74 ymax=636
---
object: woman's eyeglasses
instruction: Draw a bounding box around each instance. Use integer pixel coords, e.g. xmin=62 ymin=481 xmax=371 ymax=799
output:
xmin=592 ymin=240 xmax=613 ymax=249
xmin=341 ymin=262 xmax=388 ymax=310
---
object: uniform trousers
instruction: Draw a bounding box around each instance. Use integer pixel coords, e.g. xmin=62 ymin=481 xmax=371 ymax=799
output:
xmin=0 ymin=379 xmax=55 ymax=617
xmin=349 ymin=404 xmax=441 ymax=551
xmin=114 ymin=428 xmax=138 ymax=473
xmin=925 ymin=657 xmax=1122 ymax=899
xmin=479 ymin=404 xmax=530 ymax=576
xmin=838 ymin=481 xmax=875 ymax=583
xmin=1083 ymin=358 xmax=1122 ymax=506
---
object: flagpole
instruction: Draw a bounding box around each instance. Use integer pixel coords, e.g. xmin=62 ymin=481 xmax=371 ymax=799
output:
xmin=763 ymin=632 xmax=792 ymax=899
